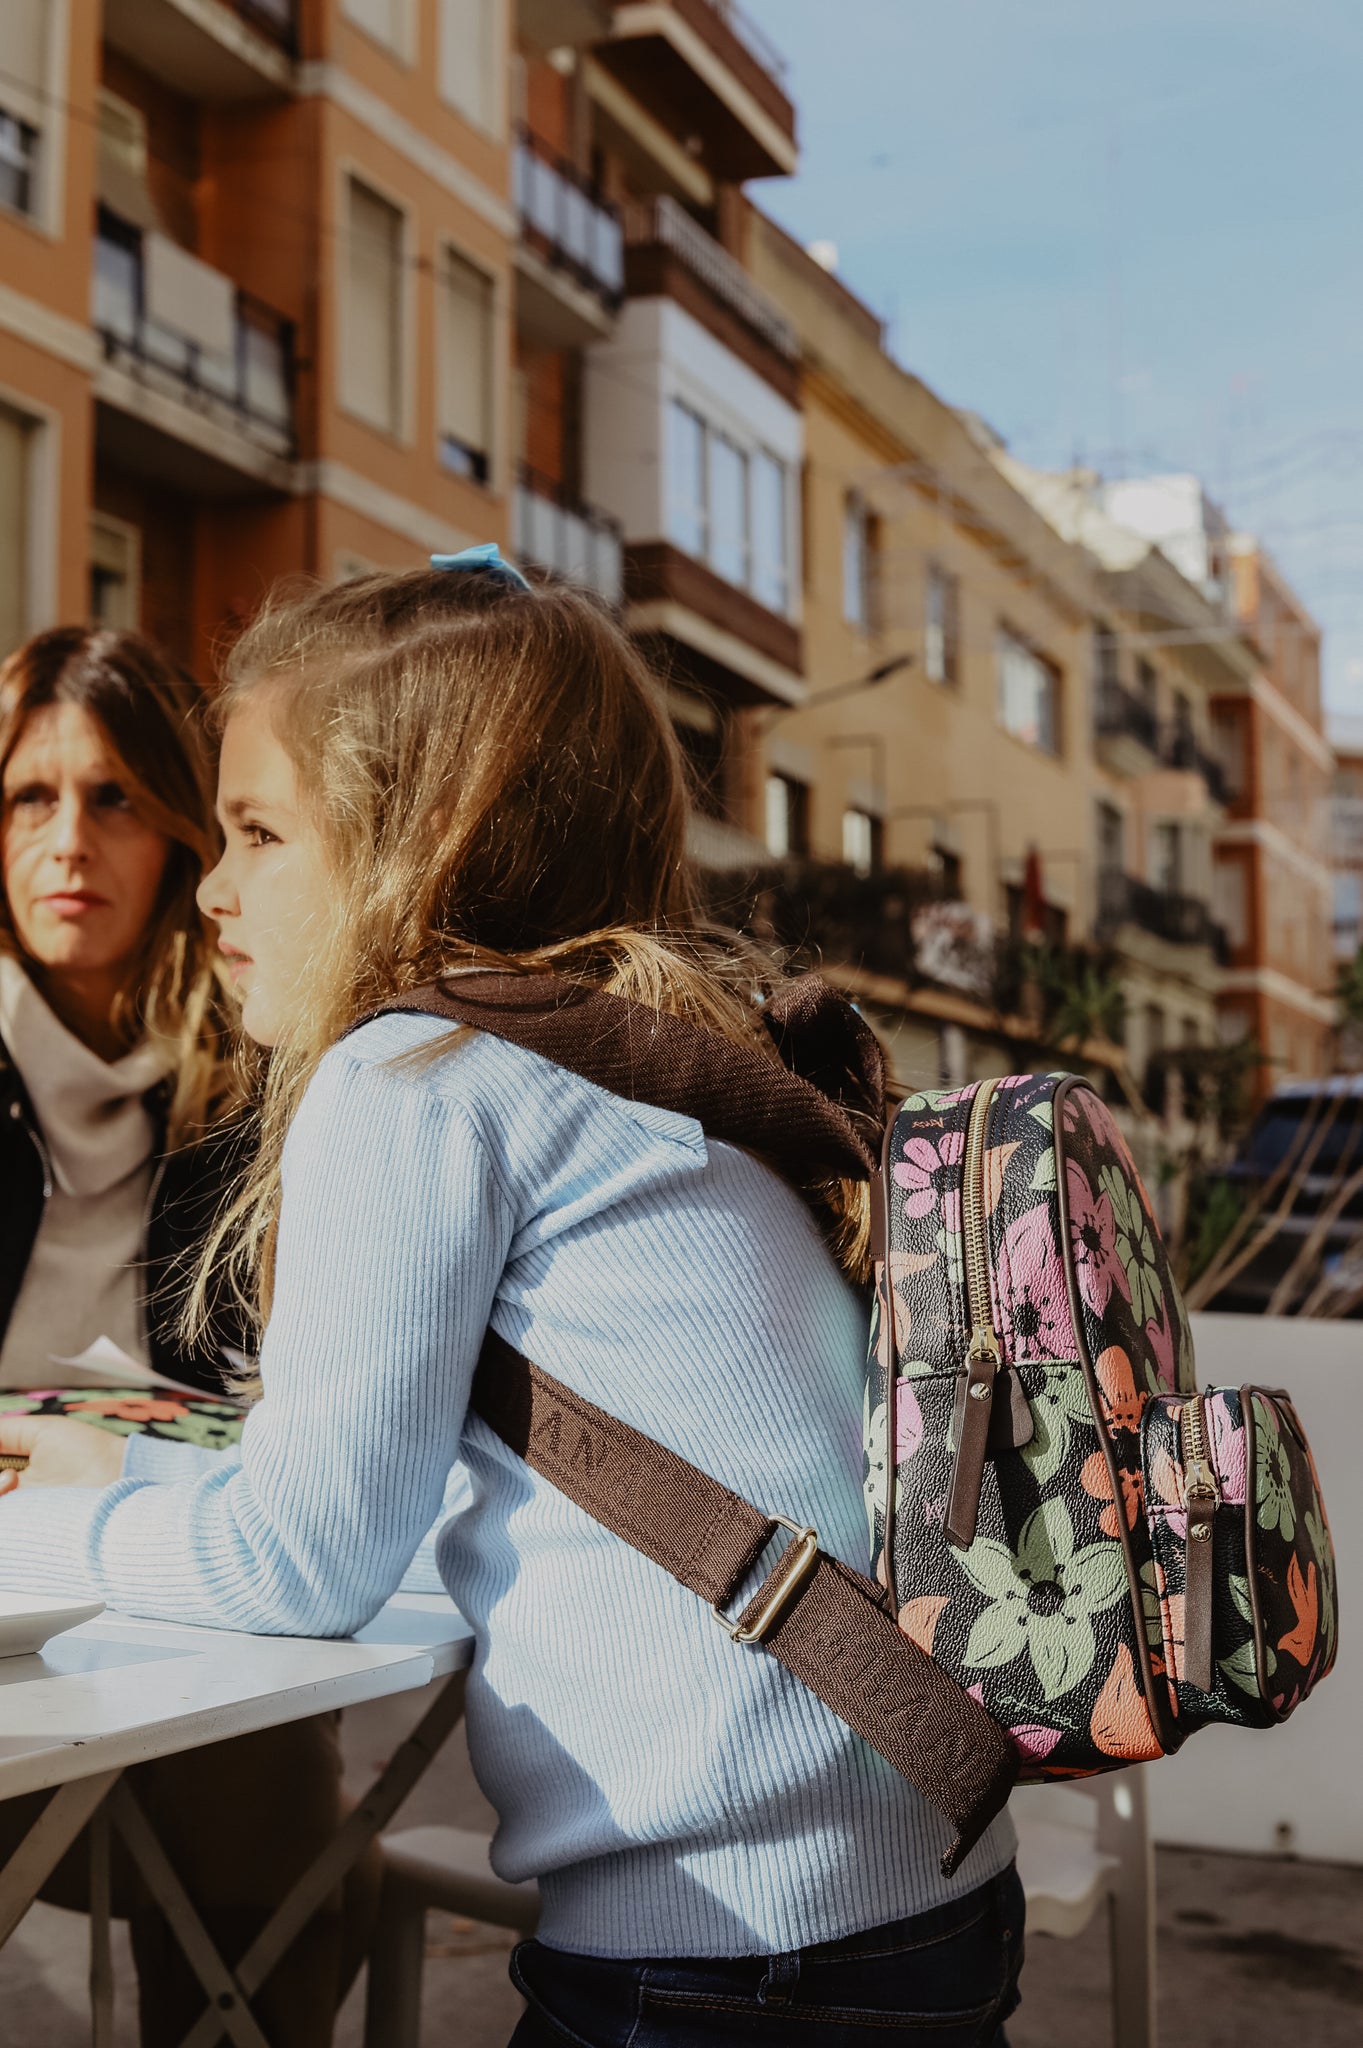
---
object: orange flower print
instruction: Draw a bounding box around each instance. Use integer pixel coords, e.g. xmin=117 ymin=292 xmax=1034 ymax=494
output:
xmin=68 ymin=1397 xmax=189 ymax=1424
xmin=1094 ymin=1345 xmax=1145 ymax=1436
xmin=1080 ymin=1451 xmax=1143 ymax=1537
xmin=1279 ymin=1554 xmax=1319 ymax=1666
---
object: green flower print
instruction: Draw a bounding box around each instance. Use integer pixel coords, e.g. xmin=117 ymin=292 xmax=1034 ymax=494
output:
xmin=956 ymin=1498 xmax=1129 ymax=1702
xmin=1020 ymin=1368 xmax=1097 ymax=1488
xmin=1305 ymin=1503 xmax=1337 ymax=1661
xmin=1254 ymin=1400 xmax=1296 ymax=1544
xmin=1099 ymin=1165 xmax=1162 ymax=1327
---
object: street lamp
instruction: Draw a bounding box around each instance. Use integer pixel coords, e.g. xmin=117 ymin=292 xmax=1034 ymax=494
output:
xmin=761 ymin=651 xmax=914 ymax=727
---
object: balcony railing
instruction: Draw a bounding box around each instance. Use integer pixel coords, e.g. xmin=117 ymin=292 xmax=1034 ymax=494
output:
xmin=514 ymin=128 xmax=623 ymax=309
xmin=1095 ymin=681 xmax=1159 ymax=756
xmin=700 ymin=0 xmax=790 ymax=81
xmin=1160 ymin=725 xmax=1231 ymax=805
xmin=622 ymin=194 xmax=798 ymax=360
xmin=93 ymin=212 xmax=295 ymax=456
xmin=514 ymin=466 xmax=624 ymax=605
xmin=1097 ymin=868 xmax=1228 ymax=960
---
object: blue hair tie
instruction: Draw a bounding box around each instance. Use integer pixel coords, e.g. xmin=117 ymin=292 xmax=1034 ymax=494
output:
xmin=429 ymin=542 xmax=531 ymax=591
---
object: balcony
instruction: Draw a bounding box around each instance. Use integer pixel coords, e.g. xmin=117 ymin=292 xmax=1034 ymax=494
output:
xmin=1160 ymin=725 xmax=1231 ymax=806
xmin=623 ymin=194 xmax=799 ymax=398
xmin=514 ymin=467 xmax=624 ymax=604
xmin=103 ymin=0 xmax=295 ymax=99
xmin=1095 ymin=681 xmax=1160 ymax=777
xmin=93 ymin=212 xmax=296 ymax=496
xmin=514 ymin=128 xmax=624 ymax=348
xmin=599 ymin=0 xmax=797 ymax=181
xmin=1097 ymin=869 xmax=1228 ymax=962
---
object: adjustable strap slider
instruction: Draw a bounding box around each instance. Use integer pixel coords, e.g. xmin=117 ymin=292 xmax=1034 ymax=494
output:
xmin=711 ymin=1514 xmax=820 ymax=1646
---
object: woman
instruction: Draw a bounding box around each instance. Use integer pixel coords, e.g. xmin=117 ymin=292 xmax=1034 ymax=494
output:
xmin=0 ymin=626 xmax=375 ymax=2048
xmin=0 ymin=567 xmax=1023 ymax=2044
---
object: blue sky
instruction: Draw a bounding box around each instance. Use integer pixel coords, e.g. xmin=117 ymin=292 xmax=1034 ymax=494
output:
xmin=743 ymin=0 xmax=1363 ymax=717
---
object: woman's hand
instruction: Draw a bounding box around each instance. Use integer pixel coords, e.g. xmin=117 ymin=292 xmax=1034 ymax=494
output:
xmin=0 ymin=1416 xmax=128 ymax=1494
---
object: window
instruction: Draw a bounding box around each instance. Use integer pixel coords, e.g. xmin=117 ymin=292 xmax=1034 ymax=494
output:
xmin=88 ymin=514 xmax=139 ymax=630
xmin=996 ymin=628 xmax=1059 ymax=754
xmin=0 ymin=0 xmax=48 ymax=221
xmin=1094 ymin=624 xmax=1120 ymax=694
xmin=440 ymin=0 xmax=499 ymax=131
xmin=1097 ymin=800 xmax=1125 ymax=874
xmin=1152 ymin=820 xmax=1183 ymax=894
xmin=842 ymin=807 xmax=882 ymax=877
xmin=843 ymin=494 xmax=875 ymax=632
xmin=343 ymin=178 xmax=405 ymax=435
xmin=665 ymin=401 xmax=790 ymax=613
xmin=750 ymin=450 xmax=789 ymax=614
xmin=343 ymin=0 xmax=411 ymax=57
xmin=438 ymin=248 xmax=494 ymax=483
xmin=709 ymin=435 xmax=749 ymax=589
xmin=0 ymin=406 xmax=30 ymax=658
xmin=764 ymin=773 xmax=809 ymax=858
xmin=932 ymin=845 xmax=963 ymax=898
xmin=667 ymin=401 xmax=707 ymax=560
xmin=1136 ymin=657 xmax=1158 ymax=714
xmin=670 ymin=690 xmax=725 ymax=819
xmin=925 ymin=564 xmax=959 ymax=685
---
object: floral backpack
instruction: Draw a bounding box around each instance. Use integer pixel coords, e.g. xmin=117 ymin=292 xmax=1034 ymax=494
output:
xmin=866 ymin=1070 xmax=1339 ymax=1777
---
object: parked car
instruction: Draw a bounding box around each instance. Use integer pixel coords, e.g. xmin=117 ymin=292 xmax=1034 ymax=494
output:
xmin=1206 ymin=1076 xmax=1363 ymax=1315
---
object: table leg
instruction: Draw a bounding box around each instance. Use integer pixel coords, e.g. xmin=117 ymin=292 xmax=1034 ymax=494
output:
xmin=109 ymin=1781 xmax=271 ymax=2048
xmin=177 ymin=1671 xmax=468 ymax=2048
xmin=0 ymin=1769 xmax=121 ymax=1949
xmin=89 ymin=1801 xmax=115 ymax=2048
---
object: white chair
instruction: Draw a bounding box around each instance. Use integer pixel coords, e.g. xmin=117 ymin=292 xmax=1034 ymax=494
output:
xmin=363 ymin=1826 xmax=539 ymax=2048
xmin=1012 ymin=1768 xmax=1156 ymax=2048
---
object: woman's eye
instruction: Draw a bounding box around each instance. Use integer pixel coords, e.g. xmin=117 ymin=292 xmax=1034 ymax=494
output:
xmin=92 ymin=781 xmax=132 ymax=811
xmin=242 ymin=823 xmax=279 ymax=848
xmin=4 ymin=782 xmax=53 ymax=810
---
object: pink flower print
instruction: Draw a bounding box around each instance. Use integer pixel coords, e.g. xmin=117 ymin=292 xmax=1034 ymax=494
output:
xmin=1144 ymin=1300 xmax=1177 ymax=1394
xmin=895 ymin=1379 xmax=924 ymax=1462
xmin=894 ymin=1130 xmax=964 ymax=1225
xmin=1206 ymin=1392 xmax=1247 ymax=1506
xmin=998 ymin=1203 xmax=1075 ymax=1362
xmin=1066 ymin=1162 xmax=1131 ymax=1317
xmin=1010 ymin=1723 xmax=1064 ymax=1763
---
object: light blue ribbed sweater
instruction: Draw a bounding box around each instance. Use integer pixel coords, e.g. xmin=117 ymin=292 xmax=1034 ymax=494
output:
xmin=0 ymin=1013 xmax=1015 ymax=1956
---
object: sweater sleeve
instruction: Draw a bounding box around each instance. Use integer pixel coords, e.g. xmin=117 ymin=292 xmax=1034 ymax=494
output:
xmin=0 ymin=1045 xmax=512 ymax=1636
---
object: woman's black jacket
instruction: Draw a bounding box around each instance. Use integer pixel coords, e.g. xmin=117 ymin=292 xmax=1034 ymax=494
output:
xmin=0 ymin=1035 xmax=253 ymax=1395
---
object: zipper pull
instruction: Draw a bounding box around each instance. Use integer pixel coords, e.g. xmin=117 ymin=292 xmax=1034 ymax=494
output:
xmin=1181 ymin=1394 xmax=1219 ymax=1693
xmin=946 ymin=1325 xmax=1000 ymax=1549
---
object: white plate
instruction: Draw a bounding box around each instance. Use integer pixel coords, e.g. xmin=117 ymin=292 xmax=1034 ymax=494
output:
xmin=0 ymin=1592 xmax=105 ymax=1658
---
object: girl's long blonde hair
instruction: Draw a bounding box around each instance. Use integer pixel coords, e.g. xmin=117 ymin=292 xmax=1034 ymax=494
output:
xmin=0 ymin=626 xmax=234 ymax=1139
xmin=197 ymin=566 xmax=873 ymax=1343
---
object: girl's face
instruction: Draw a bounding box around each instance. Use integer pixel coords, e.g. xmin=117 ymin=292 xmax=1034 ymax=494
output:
xmin=198 ymin=692 xmax=332 ymax=1047
xmin=2 ymin=702 xmax=172 ymax=997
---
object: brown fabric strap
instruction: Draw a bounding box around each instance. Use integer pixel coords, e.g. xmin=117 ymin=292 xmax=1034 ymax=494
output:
xmin=372 ymin=970 xmax=882 ymax=1186
xmin=474 ymin=1333 xmax=1017 ymax=1876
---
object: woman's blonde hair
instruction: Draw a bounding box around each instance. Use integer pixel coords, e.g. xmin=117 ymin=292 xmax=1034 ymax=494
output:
xmin=0 ymin=626 xmax=234 ymax=1139
xmin=197 ymin=566 xmax=872 ymax=1342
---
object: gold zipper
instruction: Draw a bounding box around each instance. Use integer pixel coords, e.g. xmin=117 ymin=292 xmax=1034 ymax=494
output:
xmin=945 ymin=1078 xmax=1001 ymax=1548
xmin=963 ymin=1077 xmax=1002 ymax=1373
xmin=1179 ymin=1392 xmax=1219 ymax=1692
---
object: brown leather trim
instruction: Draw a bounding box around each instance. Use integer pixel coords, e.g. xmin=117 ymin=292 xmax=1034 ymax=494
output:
xmin=1053 ymin=1075 xmax=1179 ymax=1755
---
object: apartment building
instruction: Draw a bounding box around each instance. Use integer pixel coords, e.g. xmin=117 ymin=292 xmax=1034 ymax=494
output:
xmin=2 ymin=0 xmax=541 ymax=679
xmin=1212 ymin=537 xmax=1335 ymax=1088
xmin=989 ymin=463 xmax=1241 ymax=1089
xmin=741 ymin=215 xmax=1108 ymax=1087
xmin=1332 ymin=713 xmax=1363 ymax=964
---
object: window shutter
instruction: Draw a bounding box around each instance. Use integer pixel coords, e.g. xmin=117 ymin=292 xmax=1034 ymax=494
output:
xmin=0 ymin=409 xmax=29 ymax=659
xmin=344 ymin=180 xmax=404 ymax=433
xmin=2 ymin=0 xmax=47 ymax=128
xmin=440 ymin=250 xmax=493 ymax=461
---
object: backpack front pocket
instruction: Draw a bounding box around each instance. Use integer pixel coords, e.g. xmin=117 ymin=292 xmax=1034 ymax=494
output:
xmin=1141 ymin=1387 xmax=1338 ymax=1730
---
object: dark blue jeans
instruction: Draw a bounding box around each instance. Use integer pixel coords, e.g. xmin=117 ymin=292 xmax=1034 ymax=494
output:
xmin=506 ymin=1863 xmax=1025 ymax=2045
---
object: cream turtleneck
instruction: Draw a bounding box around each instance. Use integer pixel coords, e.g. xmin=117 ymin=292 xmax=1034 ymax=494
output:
xmin=0 ymin=955 xmax=173 ymax=1386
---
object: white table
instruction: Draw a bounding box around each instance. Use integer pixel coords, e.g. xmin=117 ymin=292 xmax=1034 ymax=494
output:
xmin=0 ymin=1593 xmax=476 ymax=2048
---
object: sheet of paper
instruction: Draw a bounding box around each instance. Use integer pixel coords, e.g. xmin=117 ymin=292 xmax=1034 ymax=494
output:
xmin=43 ymin=1335 xmax=204 ymax=1399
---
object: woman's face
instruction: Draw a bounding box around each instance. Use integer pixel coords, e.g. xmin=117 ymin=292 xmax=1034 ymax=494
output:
xmin=2 ymin=702 xmax=172 ymax=996
xmin=197 ymin=691 xmax=332 ymax=1047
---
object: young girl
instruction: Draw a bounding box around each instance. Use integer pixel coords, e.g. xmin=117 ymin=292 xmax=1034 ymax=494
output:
xmin=0 ymin=564 xmax=1023 ymax=2045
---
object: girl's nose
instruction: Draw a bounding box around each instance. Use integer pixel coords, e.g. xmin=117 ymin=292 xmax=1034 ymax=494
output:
xmin=51 ymin=791 xmax=93 ymax=861
xmin=197 ymin=852 xmax=236 ymax=922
